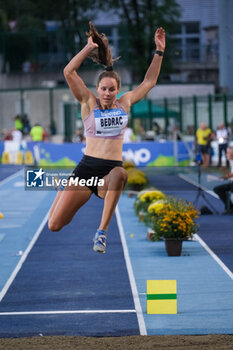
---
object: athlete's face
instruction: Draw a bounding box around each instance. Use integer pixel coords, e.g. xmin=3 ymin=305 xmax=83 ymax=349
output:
xmin=96 ymin=77 xmax=119 ymax=108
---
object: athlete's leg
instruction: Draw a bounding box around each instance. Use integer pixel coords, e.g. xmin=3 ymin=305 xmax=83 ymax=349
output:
xmin=49 ymin=190 xmax=62 ymax=220
xmin=97 ymin=167 xmax=128 ymax=231
xmin=48 ymin=185 xmax=92 ymax=232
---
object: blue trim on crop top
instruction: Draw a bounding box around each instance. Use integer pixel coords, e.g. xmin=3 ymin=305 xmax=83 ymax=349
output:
xmin=83 ymin=98 xmax=128 ymax=139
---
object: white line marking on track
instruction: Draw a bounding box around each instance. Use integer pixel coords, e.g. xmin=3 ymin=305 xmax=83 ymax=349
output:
xmin=0 ymin=309 xmax=136 ymax=316
xmin=13 ymin=181 xmax=24 ymax=187
xmin=195 ymin=234 xmax=233 ymax=280
xmin=0 ymin=169 xmax=24 ymax=187
xmin=0 ymin=210 xmax=49 ymax=302
xmin=178 ymin=174 xmax=233 ymax=280
xmin=115 ymin=205 xmax=147 ymax=336
xmin=0 ymin=234 xmax=5 ymax=242
xmin=178 ymin=173 xmax=219 ymax=198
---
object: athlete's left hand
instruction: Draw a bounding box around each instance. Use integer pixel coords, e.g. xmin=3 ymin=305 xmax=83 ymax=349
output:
xmin=155 ymin=27 xmax=165 ymax=52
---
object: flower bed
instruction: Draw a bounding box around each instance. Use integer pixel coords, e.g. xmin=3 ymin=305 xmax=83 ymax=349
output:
xmin=134 ymin=190 xmax=199 ymax=242
xmin=123 ymin=160 xmax=147 ymax=191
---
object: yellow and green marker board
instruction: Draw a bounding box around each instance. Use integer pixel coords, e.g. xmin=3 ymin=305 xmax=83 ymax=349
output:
xmin=147 ymin=280 xmax=177 ymax=314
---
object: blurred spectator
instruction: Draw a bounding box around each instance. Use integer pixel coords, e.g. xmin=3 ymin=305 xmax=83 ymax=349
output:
xmin=153 ymin=121 xmax=161 ymax=136
xmin=133 ymin=121 xmax=145 ymax=141
xmin=72 ymin=128 xmax=85 ymax=143
xmin=123 ymin=126 xmax=135 ymax=143
xmin=14 ymin=115 xmax=23 ymax=131
xmin=213 ymin=146 xmax=233 ymax=214
xmin=170 ymin=123 xmax=182 ymax=140
xmin=11 ymin=128 xmax=23 ymax=142
xmin=144 ymin=130 xmax=155 ymax=141
xmin=138 ymin=125 xmax=146 ymax=141
xmin=22 ymin=114 xmax=31 ymax=135
xmin=227 ymin=123 xmax=232 ymax=140
xmin=42 ymin=127 xmax=50 ymax=141
xmin=30 ymin=124 xmax=44 ymax=141
xmin=216 ymin=123 xmax=229 ymax=167
xmin=196 ymin=122 xmax=212 ymax=166
xmin=1 ymin=129 xmax=12 ymax=141
xmin=186 ymin=125 xmax=194 ymax=136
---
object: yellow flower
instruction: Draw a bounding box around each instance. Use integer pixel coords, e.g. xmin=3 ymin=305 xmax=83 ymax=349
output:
xmin=123 ymin=161 xmax=136 ymax=170
xmin=151 ymin=196 xmax=199 ymax=240
xmin=140 ymin=190 xmax=166 ymax=203
xmin=147 ymin=200 xmax=166 ymax=214
xmin=127 ymin=168 xmax=145 ymax=177
xmin=137 ymin=189 xmax=154 ymax=199
xmin=127 ymin=169 xmax=147 ymax=185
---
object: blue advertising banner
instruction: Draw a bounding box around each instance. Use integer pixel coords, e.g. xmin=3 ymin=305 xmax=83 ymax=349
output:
xmin=0 ymin=141 xmax=193 ymax=167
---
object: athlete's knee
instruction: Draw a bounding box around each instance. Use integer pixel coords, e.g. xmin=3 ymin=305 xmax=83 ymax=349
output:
xmin=111 ymin=167 xmax=128 ymax=185
xmin=120 ymin=167 xmax=128 ymax=185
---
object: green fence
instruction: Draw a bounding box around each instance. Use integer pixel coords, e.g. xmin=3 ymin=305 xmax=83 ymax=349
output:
xmin=0 ymin=86 xmax=233 ymax=141
xmin=130 ymin=94 xmax=233 ymax=137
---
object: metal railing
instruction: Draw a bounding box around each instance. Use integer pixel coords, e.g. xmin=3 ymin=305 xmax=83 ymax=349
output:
xmin=0 ymin=86 xmax=232 ymax=142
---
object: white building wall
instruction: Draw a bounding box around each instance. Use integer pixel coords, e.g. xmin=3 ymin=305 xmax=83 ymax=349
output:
xmin=218 ymin=0 xmax=233 ymax=93
xmin=176 ymin=0 xmax=218 ymax=45
xmin=176 ymin=0 xmax=218 ymax=25
xmin=148 ymin=84 xmax=215 ymax=100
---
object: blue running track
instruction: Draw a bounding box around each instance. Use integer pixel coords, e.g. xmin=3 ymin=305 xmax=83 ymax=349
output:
xmin=0 ymin=166 xmax=139 ymax=337
xmin=0 ymin=165 xmax=233 ymax=337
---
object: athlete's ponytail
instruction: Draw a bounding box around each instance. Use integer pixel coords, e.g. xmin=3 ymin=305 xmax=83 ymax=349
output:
xmin=86 ymin=21 xmax=120 ymax=70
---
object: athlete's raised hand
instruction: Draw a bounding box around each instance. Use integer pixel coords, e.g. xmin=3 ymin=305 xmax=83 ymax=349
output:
xmin=155 ymin=27 xmax=165 ymax=52
xmin=87 ymin=36 xmax=99 ymax=51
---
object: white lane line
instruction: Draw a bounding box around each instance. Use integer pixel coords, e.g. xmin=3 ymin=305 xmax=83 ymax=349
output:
xmin=0 ymin=169 xmax=24 ymax=187
xmin=178 ymin=174 xmax=233 ymax=279
xmin=0 ymin=211 xmax=49 ymax=302
xmin=195 ymin=234 xmax=233 ymax=280
xmin=115 ymin=205 xmax=147 ymax=336
xmin=0 ymin=309 xmax=136 ymax=316
xmin=178 ymin=173 xmax=219 ymax=198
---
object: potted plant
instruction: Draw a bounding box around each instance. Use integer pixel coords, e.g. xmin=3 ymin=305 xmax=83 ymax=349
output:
xmin=151 ymin=197 xmax=199 ymax=256
xmin=123 ymin=161 xmax=137 ymax=195
xmin=134 ymin=190 xmax=166 ymax=222
xmin=146 ymin=199 xmax=167 ymax=237
xmin=123 ymin=160 xmax=136 ymax=171
xmin=126 ymin=168 xmax=147 ymax=191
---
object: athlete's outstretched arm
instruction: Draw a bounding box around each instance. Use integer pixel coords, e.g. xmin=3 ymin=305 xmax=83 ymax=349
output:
xmin=120 ymin=27 xmax=165 ymax=109
xmin=63 ymin=37 xmax=98 ymax=103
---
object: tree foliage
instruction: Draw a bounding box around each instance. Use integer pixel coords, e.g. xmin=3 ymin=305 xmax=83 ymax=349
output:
xmin=0 ymin=0 xmax=180 ymax=78
xmin=0 ymin=0 xmax=94 ymax=71
xmin=0 ymin=9 xmax=7 ymax=31
xmin=98 ymin=0 xmax=181 ymax=80
xmin=0 ymin=0 xmax=94 ymax=32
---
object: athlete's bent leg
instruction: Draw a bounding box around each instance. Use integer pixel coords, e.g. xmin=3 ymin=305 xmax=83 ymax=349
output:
xmin=98 ymin=167 xmax=128 ymax=231
xmin=93 ymin=167 xmax=127 ymax=253
xmin=49 ymin=190 xmax=62 ymax=220
xmin=48 ymin=185 xmax=92 ymax=232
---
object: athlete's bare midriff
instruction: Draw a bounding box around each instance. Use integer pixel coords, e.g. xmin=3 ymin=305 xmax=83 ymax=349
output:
xmin=84 ymin=137 xmax=123 ymax=161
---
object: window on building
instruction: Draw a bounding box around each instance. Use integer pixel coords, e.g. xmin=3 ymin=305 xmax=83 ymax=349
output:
xmin=185 ymin=22 xmax=199 ymax=34
xmin=186 ymin=38 xmax=200 ymax=60
xmin=173 ymin=38 xmax=182 ymax=60
xmin=172 ymin=22 xmax=200 ymax=62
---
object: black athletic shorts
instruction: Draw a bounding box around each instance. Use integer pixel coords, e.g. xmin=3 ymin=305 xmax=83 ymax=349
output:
xmin=70 ymin=154 xmax=123 ymax=198
xmin=198 ymin=144 xmax=210 ymax=154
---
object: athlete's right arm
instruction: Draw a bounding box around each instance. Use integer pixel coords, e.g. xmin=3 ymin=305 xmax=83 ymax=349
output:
xmin=63 ymin=37 xmax=98 ymax=103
